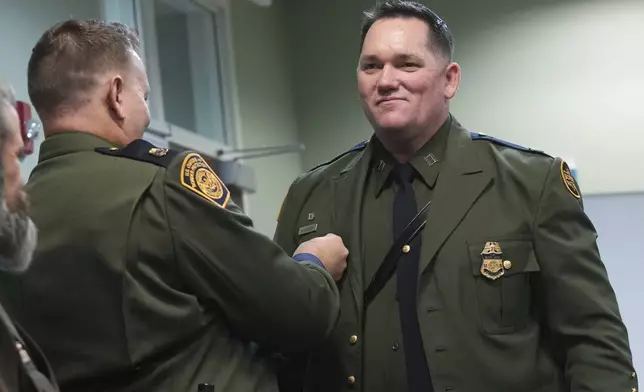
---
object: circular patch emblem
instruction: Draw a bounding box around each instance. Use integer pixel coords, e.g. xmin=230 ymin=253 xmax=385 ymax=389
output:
xmin=560 ymin=160 xmax=581 ymax=199
xmin=196 ymin=167 xmax=225 ymax=200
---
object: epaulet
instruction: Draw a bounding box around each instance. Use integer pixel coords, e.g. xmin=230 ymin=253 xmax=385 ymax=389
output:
xmin=95 ymin=139 xmax=178 ymax=168
xmin=308 ymin=140 xmax=368 ymax=172
xmin=470 ymin=132 xmax=549 ymax=156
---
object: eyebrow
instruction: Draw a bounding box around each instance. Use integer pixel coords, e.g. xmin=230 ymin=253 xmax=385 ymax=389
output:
xmin=359 ymin=54 xmax=379 ymax=63
xmin=359 ymin=53 xmax=422 ymax=63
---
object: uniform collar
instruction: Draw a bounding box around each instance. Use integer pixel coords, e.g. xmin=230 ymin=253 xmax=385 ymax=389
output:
xmin=372 ymin=115 xmax=451 ymax=197
xmin=37 ymin=132 xmax=115 ymax=163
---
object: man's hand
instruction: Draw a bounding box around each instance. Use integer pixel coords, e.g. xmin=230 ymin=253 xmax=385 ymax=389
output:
xmin=294 ymin=234 xmax=348 ymax=281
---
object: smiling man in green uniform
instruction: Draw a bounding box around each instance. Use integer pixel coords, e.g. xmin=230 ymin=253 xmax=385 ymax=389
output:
xmin=0 ymin=19 xmax=349 ymax=392
xmin=274 ymin=1 xmax=638 ymax=392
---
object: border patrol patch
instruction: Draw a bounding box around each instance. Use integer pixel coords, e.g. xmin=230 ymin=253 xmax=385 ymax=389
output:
xmin=277 ymin=195 xmax=286 ymax=222
xmin=180 ymin=153 xmax=230 ymax=208
xmin=560 ymin=160 xmax=581 ymax=199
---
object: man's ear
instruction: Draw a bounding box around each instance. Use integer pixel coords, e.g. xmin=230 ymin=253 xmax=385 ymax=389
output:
xmin=444 ymin=62 xmax=461 ymax=100
xmin=107 ymin=75 xmax=125 ymax=120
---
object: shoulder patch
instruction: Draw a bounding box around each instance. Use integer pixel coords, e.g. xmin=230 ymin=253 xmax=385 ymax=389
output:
xmin=308 ymin=140 xmax=368 ymax=172
xmin=560 ymin=160 xmax=581 ymax=199
xmin=470 ymin=132 xmax=548 ymax=156
xmin=95 ymin=139 xmax=178 ymax=168
xmin=277 ymin=194 xmax=286 ymax=222
xmin=180 ymin=153 xmax=230 ymax=208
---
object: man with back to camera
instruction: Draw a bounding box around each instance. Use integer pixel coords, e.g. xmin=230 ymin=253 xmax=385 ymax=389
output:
xmin=0 ymin=81 xmax=58 ymax=392
xmin=0 ymin=20 xmax=349 ymax=392
xmin=274 ymin=1 xmax=638 ymax=391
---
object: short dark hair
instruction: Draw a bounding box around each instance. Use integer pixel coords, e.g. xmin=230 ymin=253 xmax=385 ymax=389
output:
xmin=360 ymin=0 xmax=454 ymax=60
xmin=27 ymin=19 xmax=141 ymax=119
xmin=0 ymin=81 xmax=17 ymax=145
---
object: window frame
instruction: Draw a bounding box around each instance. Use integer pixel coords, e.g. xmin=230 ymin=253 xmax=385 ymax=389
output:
xmin=101 ymin=0 xmax=250 ymax=214
xmin=103 ymin=0 xmax=243 ymax=156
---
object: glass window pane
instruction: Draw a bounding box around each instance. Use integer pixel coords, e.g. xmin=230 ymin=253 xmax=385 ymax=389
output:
xmin=150 ymin=0 xmax=230 ymax=145
xmin=206 ymin=11 xmax=227 ymax=144
xmin=189 ymin=3 xmax=227 ymax=144
xmin=154 ymin=0 xmax=197 ymax=132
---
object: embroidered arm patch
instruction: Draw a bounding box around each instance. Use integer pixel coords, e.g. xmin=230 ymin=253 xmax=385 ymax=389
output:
xmin=180 ymin=153 xmax=230 ymax=208
xmin=560 ymin=160 xmax=581 ymax=199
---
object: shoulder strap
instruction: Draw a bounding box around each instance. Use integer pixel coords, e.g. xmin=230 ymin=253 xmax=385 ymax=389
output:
xmin=470 ymin=132 xmax=549 ymax=156
xmin=363 ymin=200 xmax=432 ymax=308
xmin=0 ymin=303 xmax=58 ymax=392
xmin=95 ymin=139 xmax=179 ymax=168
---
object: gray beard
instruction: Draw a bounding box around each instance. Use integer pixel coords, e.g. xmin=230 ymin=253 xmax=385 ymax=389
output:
xmin=0 ymin=200 xmax=37 ymax=274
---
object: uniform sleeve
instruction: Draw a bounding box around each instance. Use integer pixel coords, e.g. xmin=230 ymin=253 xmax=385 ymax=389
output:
xmin=533 ymin=157 xmax=638 ymax=391
xmin=163 ymin=153 xmax=340 ymax=352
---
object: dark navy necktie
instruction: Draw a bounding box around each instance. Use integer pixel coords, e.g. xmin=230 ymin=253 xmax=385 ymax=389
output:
xmin=391 ymin=163 xmax=433 ymax=392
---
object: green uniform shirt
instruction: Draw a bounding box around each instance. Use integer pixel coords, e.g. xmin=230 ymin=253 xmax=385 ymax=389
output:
xmin=0 ymin=132 xmax=341 ymax=392
xmin=362 ymin=121 xmax=448 ymax=391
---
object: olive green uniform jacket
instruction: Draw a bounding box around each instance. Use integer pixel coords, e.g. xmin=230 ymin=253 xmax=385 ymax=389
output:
xmin=0 ymin=132 xmax=340 ymax=392
xmin=274 ymin=116 xmax=638 ymax=392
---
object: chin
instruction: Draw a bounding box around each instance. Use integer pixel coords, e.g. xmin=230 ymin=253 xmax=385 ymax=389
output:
xmin=374 ymin=117 xmax=412 ymax=132
xmin=370 ymin=108 xmax=412 ymax=129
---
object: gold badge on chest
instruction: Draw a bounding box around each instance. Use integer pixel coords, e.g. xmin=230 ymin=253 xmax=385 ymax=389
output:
xmin=480 ymin=241 xmax=505 ymax=280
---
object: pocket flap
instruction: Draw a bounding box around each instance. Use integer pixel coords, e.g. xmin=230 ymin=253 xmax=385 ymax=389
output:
xmin=467 ymin=238 xmax=540 ymax=277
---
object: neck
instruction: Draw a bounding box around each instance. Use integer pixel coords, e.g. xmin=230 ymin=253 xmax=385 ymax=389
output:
xmin=377 ymin=112 xmax=449 ymax=163
xmin=43 ymin=112 xmax=128 ymax=147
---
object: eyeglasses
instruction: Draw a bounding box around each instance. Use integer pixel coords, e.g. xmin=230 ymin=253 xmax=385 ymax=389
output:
xmin=24 ymin=119 xmax=40 ymax=142
xmin=17 ymin=120 xmax=40 ymax=162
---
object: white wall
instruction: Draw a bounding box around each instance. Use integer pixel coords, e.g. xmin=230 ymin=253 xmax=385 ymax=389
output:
xmin=584 ymin=192 xmax=644 ymax=373
xmin=451 ymin=0 xmax=644 ymax=195
xmin=0 ymin=0 xmax=103 ymax=178
xmin=231 ymin=0 xmax=302 ymax=236
xmin=286 ymin=0 xmax=644 ymax=195
xmin=285 ymin=0 xmax=373 ymax=171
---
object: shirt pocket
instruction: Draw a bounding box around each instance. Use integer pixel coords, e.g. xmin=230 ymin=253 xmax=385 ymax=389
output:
xmin=467 ymin=237 xmax=540 ymax=335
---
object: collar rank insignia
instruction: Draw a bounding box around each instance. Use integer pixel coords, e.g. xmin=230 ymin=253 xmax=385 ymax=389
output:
xmin=149 ymin=147 xmax=168 ymax=157
xmin=480 ymin=241 xmax=505 ymax=280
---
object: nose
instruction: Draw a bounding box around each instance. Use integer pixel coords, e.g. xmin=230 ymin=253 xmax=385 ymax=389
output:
xmin=377 ymin=64 xmax=399 ymax=92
